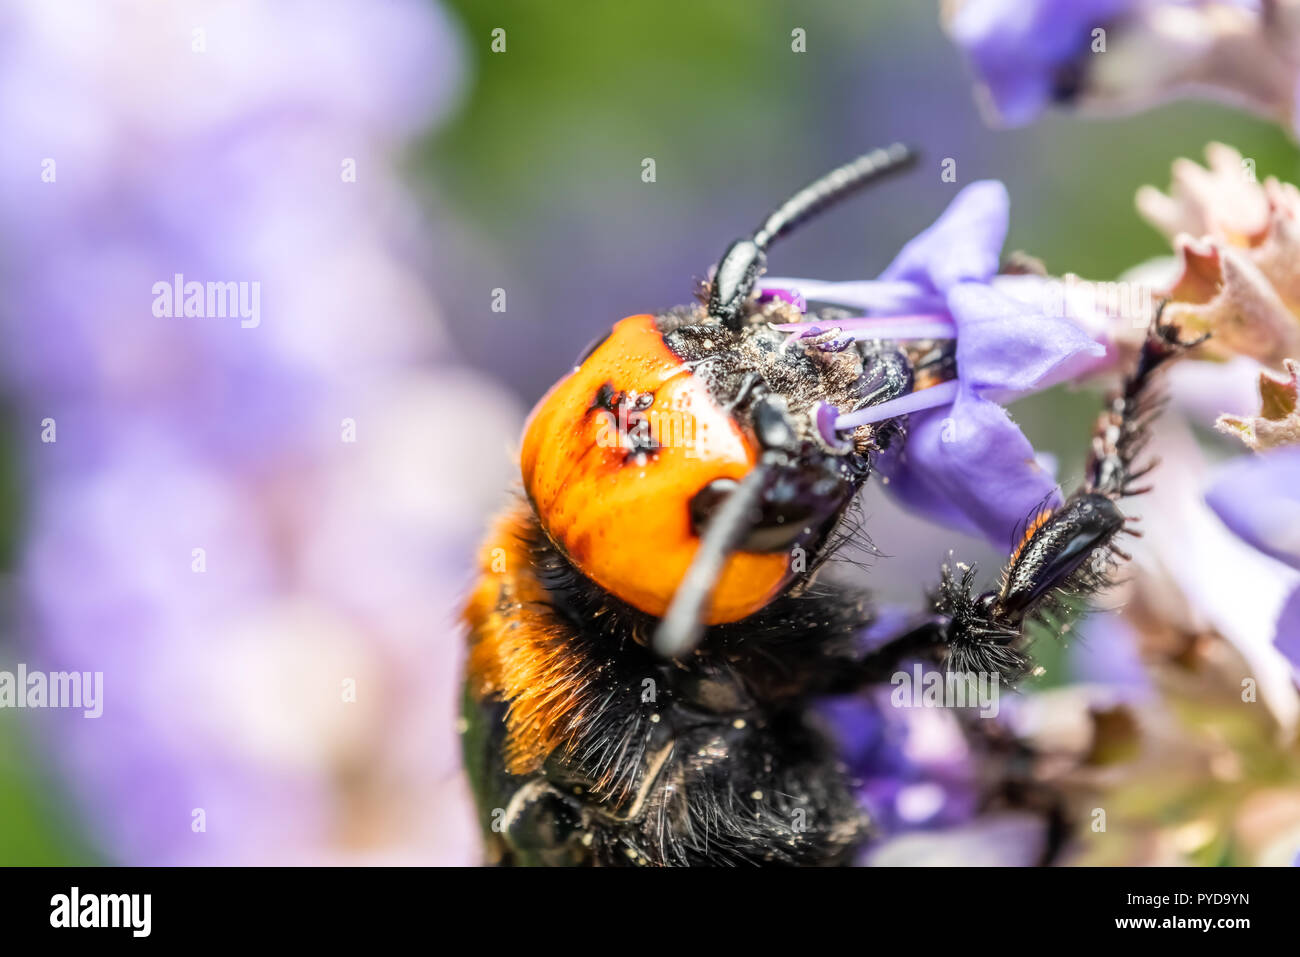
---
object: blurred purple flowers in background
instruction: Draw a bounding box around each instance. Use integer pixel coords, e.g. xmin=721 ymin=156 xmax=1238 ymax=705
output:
xmin=947 ymin=0 xmax=1135 ymax=126
xmin=946 ymin=0 xmax=1298 ymax=131
xmin=0 ymin=0 xmax=519 ymax=863
xmin=0 ymin=0 xmax=1296 ymax=870
xmin=1208 ymin=447 xmax=1300 ymax=669
xmin=768 ymin=182 xmax=1102 ymax=546
xmin=820 ymin=688 xmax=1002 ymax=864
xmin=1208 ymin=448 xmax=1300 ymax=573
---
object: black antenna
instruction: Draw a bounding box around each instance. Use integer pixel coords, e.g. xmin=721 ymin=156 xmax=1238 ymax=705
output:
xmin=707 ymin=143 xmax=918 ymax=330
xmin=652 ymin=462 xmax=771 ymax=658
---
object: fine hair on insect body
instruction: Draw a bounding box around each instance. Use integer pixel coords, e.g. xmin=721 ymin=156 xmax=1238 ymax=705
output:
xmin=461 ymin=146 xmax=1200 ymax=866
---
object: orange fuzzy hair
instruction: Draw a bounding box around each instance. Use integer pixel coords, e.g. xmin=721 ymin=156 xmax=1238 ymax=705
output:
xmin=1009 ymin=508 xmax=1055 ymax=568
xmin=463 ymin=501 xmax=598 ymax=779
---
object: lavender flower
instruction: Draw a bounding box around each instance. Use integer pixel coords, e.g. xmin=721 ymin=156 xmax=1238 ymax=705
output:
xmin=945 ymin=0 xmax=1136 ymax=126
xmin=862 ymin=812 xmax=1047 ymax=867
xmin=812 ymin=606 xmax=982 ymax=855
xmin=1279 ymin=590 xmax=1300 ymax=678
xmin=1206 ymin=447 xmax=1300 ymax=670
xmin=766 ymin=181 xmax=1103 ymax=546
xmin=828 ymin=686 xmax=980 ymax=830
xmin=945 ymin=1 xmax=1295 ymax=129
xmin=0 ymin=0 xmax=515 ymax=865
xmin=1207 ymin=448 xmax=1300 ymax=571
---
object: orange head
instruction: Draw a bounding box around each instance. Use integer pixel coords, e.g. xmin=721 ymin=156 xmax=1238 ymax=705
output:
xmin=520 ymin=144 xmax=924 ymax=657
xmin=520 ymin=309 xmax=913 ymax=653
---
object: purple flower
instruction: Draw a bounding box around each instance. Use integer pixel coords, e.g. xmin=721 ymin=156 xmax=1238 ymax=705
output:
xmin=1207 ymin=447 xmax=1300 ymax=671
xmin=818 ymin=686 xmax=978 ymax=842
xmin=1278 ymin=589 xmax=1300 ymax=679
xmin=1068 ymin=612 xmax=1151 ymax=694
xmin=945 ymin=0 xmax=1135 ymax=126
xmin=862 ymin=812 xmax=1047 ymax=867
xmin=944 ymin=1 xmax=1292 ymax=130
xmin=1206 ymin=447 xmax=1300 ymax=572
xmin=766 ymin=181 xmax=1103 ymax=547
xmin=0 ymin=0 xmax=510 ymax=865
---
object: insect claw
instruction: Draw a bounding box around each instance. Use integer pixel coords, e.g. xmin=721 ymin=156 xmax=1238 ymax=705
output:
xmin=1151 ymin=303 xmax=1211 ymax=353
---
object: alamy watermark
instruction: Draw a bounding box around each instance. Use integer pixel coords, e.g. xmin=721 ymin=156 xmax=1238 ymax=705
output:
xmin=1040 ymin=274 xmax=1154 ymax=328
xmin=152 ymin=273 xmax=261 ymax=328
xmin=50 ymin=887 xmax=150 ymax=937
xmin=890 ymin=664 xmax=1000 ymax=718
xmin=0 ymin=664 xmax=103 ymax=718
xmin=594 ymin=391 xmax=704 ymax=458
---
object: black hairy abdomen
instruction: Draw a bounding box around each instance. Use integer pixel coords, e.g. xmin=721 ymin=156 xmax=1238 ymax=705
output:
xmin=463 ymin=513 xmax=876 ymax=866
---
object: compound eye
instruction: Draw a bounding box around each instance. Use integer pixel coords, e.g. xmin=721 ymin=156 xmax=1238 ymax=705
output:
xmin=689 ymin=478 xmax=739 ymax=533
xmin=689 ymin=477 xmax=819 ymax=553
xmin=752 ymin=395 xmax=799 ymax=454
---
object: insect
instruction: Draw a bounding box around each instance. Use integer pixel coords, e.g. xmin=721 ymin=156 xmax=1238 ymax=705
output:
xmin=460 ymin=145 xmax=1196 ymax=866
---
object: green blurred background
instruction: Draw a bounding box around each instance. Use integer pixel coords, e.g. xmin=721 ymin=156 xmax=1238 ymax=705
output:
xmin=3 ymin=0 xmax=1297 ymax=863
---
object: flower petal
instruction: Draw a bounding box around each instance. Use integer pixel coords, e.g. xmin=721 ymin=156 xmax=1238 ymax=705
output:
xmin=1069 ymin=612 xmax=1151 ymax=695
xmin=1216 ymin=359 xmax=1300 ymax=451
xmin=863 ymin=811 xmax=1046 ymax=866
xmin=945 ymin=0 xmax=1138 ymax=126
xmin=1206 ymin=447 xmax=1300 ymax=571
xmin=948 ymin=280 xmax=1105 ymax=396
xmin=1276 ymin=585 xmax=1300 ymax=674
xmin=876 ymin=390 xmax=1064 ymax=547
xmin=879 ymin=181 xmax=1010 ymax=292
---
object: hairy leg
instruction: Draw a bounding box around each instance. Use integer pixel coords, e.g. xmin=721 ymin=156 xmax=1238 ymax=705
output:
xmin=856 ymin=305 xmax=1205 ymax=684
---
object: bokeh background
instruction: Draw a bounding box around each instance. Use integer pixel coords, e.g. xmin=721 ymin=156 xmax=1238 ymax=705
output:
xmin=0 ymin=0 xmax=1296 ymax=864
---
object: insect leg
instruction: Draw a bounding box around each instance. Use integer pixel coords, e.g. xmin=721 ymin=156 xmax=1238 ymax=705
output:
xmin=895 ymin=305 xmax=1204 ymax=683
xmin=1083 ymin=300 xmax=1208 ymax=499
